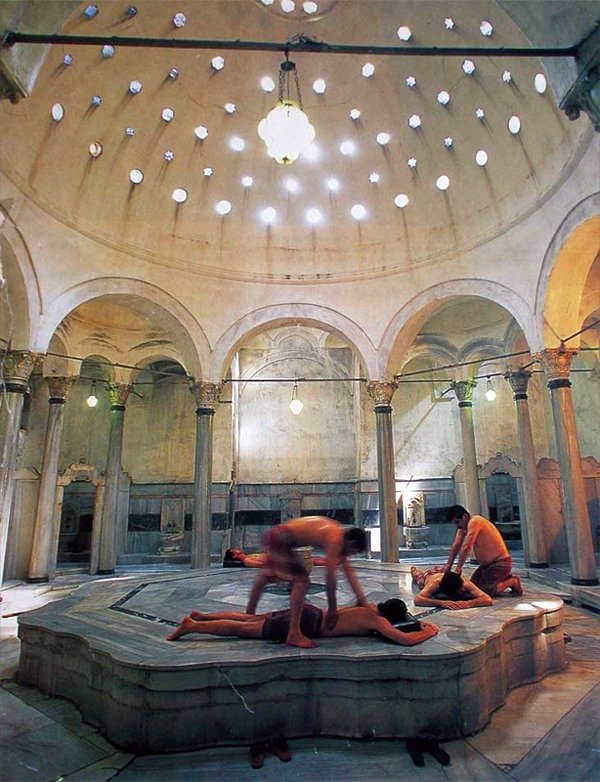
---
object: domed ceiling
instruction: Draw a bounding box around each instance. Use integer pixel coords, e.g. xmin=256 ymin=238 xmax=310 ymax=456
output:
xmin=0 ymin=0 xmax=592 ymax=283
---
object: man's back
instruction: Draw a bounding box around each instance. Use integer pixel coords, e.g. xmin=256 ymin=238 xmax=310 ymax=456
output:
xmin=469 ymin=515 xmax=510 ymax=563
xmin=281 ymin=516 xmax=344 ymax=553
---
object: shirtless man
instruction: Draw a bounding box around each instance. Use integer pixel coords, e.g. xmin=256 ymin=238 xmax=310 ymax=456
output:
xmin=166 ymin=599 xmax=438 ymax=647
xmin=412 ymin=568 xmax=493 ymax=610
xmin=245 ymin=516 xmax=368 ymax=648
xmin=223 ymin=548 xmax=328 ymax=568
xmin=443 ymin=505 xmax=523 ymax=596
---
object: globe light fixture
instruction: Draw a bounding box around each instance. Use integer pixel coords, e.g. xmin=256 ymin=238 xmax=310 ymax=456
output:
xmin=289 ymin=380 xmax=304 ymax=415
xmin=485 ymin=376 xmax=497 ymax=401
xmin=258 ymin=54 xmax=315 ymax=164
xmin=87 ymin=381 xmax=99 ymax=408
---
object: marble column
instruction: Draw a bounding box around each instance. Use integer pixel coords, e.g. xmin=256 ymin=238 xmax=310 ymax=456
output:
xmin=367 ymin=381 xmax=399 ymax=562
xmin=506 ymin=370 xmax=548 ymax=568
xmin=28 ymin=376 xmax=75 ymax=582
xmin=452 ymin=380 xmax=481 ymax=514
xmin=190 ymin=381 xmax=222 ymax=569
xmin=537 ymin=349 xmax=598 ymax=585
xmin=0 ymin=350 xmax=37 ymax=585
xmin=97 ymin=383 xmax=132 ymax=575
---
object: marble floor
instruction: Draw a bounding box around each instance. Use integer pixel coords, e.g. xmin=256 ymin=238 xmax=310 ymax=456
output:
xmin=1 ymin=558 xmax=599 ymax=782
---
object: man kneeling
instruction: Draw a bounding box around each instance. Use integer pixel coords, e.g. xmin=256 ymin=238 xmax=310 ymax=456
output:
xmin=166 ymin=599 xmax=438 ymax=647
xmin=413 ymin=569 xmax=493 ymax=611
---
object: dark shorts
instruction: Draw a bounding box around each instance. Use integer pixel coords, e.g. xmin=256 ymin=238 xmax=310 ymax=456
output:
xmin=262 ymin=605 xmax=323 ymax=642
xmin=262 ymin=527 xmax=307 ymax=579
xmin=471 ymin=557 xmax=513 ymax=596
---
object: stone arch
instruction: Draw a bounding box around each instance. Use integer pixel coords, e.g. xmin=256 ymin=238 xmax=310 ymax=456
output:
xmin=380 ymin=280 xmax=537 ymax=378
xmin=0 ymin=211 xmax=42 ymax=349
xmin=33 ymin=277 xmax=208 ymax=378
xmin=209 ymin=303 xmax=378 ymax=381
xmin=536 ymin=195 xmax=600 ymax=350
xmin=127 ymin=350 xmax=190 ymax=386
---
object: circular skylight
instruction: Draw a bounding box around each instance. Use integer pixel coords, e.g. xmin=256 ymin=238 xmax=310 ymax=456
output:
xmin=168 ymin=68 xmax=179 ymax=80
xmin=203 ymin=167 xmax=214 ymax=177
xmin=161 ymin=108 xmax=174 ymax=122
xmin=475 ymin=107 xmax=486 ymax=119
xmin=408 ymin=114 xmax=421 ymax=129
xmin=241 ymin=176 xmax=254 ymax=187
xmin=436 ymin=175 xmax=450 ymax=190
xmin=480 ymin=20 xmax=494 ymax=36
xmin=84 ymin=4 xmax=98 ymax=19
xmin=340 ymin=140 xmax=356 ymax=155
xmin=405 ymin=76 xmax=417 ymax=88
xmin=164 ymin=150 xmax=175 ymax=161
xmin=349 ymin=108 xmax=361 ymax=120
xmin=462 ymin=59 xmax=476 ymax=75
xmin=444 ymin=18 xmax=454 ymax=29
xmin=376 ymin=132 xmax=391 ymax=145
xmin=361 ymin=63 xmax=375 ymax=78
xmin=172 ymin=188 xmax=188 ymax=203
xmin=304 ymin=1 xmax=318 ymax=13
xmin=475 ymin=150 xmax=488 ymax=166
xmin=230 ymin=137 xmax=245 ymax=151
xmin=281 ymin=0 xmax=295 ymax=12
xmin=394 ymin=193 xmax=409 ymax=208
xmin=313 ymin=79 xmax=327 ymax=94
xmin=502 ymin=70 xmax=512 ymax=84
xmin=284 ymin=177 xmax=299 ymax=193
xmin=397 ymin=26 xmax=412 ymax=41
xmin=508 ymin=116 xmax=521 ymax=134
xmin=407 ymin=157 xmax=417 ymax=168
xmin=211 ymin=56 xmax=225 ymax=71
xmin=129 ymin=80 xmax=142 ymax=95
xmin=194 ymin=125 xmax=209 ymax=140
xmin=51 ymin=103 xmax=64 ymax=121
xmin=534 ymin=73 xmax=547 ymax=94
xmin=63 ymin=54 xmax=73 ymax=66
xmin=261 ymin=206 xmax=277 ymax=223
xmin=368 ymin=172 xmax=380 ymax=183
xmin=126 ymin=6 xmax=137 ymax=17
xmin=129 ymin=168 xmax=144 ymax=184
xmin=261 ymin=76 xmax=275 ymax=92
xmin=437 ymin=90 xmax=450 ymax=105
xmin=443 ymin=137 xmax=453 ymax=147
xmin=224 ymin=103 xmax=236 ymax=114
xmin=172 ymin=12 xmax=186 ymax=28
xmin=350 ymin=204 xmax=367 ymax=220
xmin=88 ymin=141 xmax=103 ymax=158
xmin=91 ymin=96 xmax=101 ymax=107
xmin=215 ymin=200 xmax=232 ymax=215
xmin=125 ymin=127 xmax=135 ymax=137
xmin=302 ymin=144 xmax=320 ymax=162
xmin=326 ymin=177 xmax=340 ymax=192
xmin=306 ymin=207 xmax=322 ymax=224
xmin=101 ymin=45 xmax=115 ymax=59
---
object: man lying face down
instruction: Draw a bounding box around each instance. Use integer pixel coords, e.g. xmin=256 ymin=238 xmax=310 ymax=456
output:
xmin=166 ymin=598 xmax=438 ymax=647
xmin=412 ymin=567 xmax=493 ymax=611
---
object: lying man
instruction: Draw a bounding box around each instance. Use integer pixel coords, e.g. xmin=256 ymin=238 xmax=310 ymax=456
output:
xmin=166 ymin=598 xmax=438 ymax=647
xmin=443 ymin=505 xmax=523 ymax=596
xmin=246 ymin=516 xmax=369 ymax=648
xmin=412 ymin=567 xmax=493 ymax=610
xmin=223 ymin=548 xmax=328 ymax=568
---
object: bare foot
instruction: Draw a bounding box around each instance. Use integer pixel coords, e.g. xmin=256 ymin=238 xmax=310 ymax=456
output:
xmin=189 ymin=610 xmax=206 ymax=621
xmin=510 ymin=576 xmax=524 ymax=596
xmin=166 ymin=616 xmax=194 ymax=641
xmin=286 ymin=633 xmax=317 ymax=649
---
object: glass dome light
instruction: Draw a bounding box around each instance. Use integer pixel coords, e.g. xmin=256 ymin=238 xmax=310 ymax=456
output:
xmin=194 ymin=125 xmax=209 ymax=140
xmin=436 ymin=175 xmax=450 ymax=190
xmin=475 ymin=149 xmax=488 ymax=166
xmin=394 ymin=193 xmax=409 ymax=208
xmin=376 ymin=132 xmax=391 ymax=145
xmin=211 ymin=56 xmax=225 ymax=71
xmin=534 ymin=73 xmax=547 ymax=94
xmin=128 ymin=80 xmax=142 ymax=95
xmin=101 ymin=44 xmax=115 ymax=58
xmin=462 ymin=59 xmax=476 ymax=75
xmin=83 ymin=4 xmax=98 ymax=19
xmin=361 ymin=62 xmax=375 ymax=78
xmin=397 ymin=26 xmax=412 ymax=41
xmin=281 ymin=0 xmax=295 ymax=12
xmin=508 ymin=115 xmax=521 ymax=134
xmin=408 ymin=114 xmax=421 ymax=129
xmin=313 ymin=78 xmax=326 ymax=94
xmin=480 ymin=20 xmax=494 ymax=36
xmin=437 ymin=90 xmax=450 ymax=105
xmin=162 ymin=107 xmax=174 ymax=122
xmin=304 ymin=1 xmax=318 ymax=13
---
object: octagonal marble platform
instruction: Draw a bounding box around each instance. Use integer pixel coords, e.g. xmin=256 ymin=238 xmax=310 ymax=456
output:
xmin=17 ymin=562 xmax=565 ymax=753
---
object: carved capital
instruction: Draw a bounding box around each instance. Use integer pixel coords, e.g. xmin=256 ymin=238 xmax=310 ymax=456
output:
xmin=505 ymin=369 xmax=531 ymax=397
xmin=452 ymin=379 xmax=477 ymax=404
xmin=535 ymin=348 xmax=577 ymax=382
xmin=367 ymin=380 xmax=397 ymax=407
xmin=46 ymin=376 xmax=76 ymax=402
xmin=189 ymin=380 xmax=223 ymax=409
xmin=2 ymin=350 xmax=38 ymax=392
xmin=108 ymin=383 xmax=132 ymax=407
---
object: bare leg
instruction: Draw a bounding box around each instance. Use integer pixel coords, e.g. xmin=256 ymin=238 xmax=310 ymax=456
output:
xmin=189 ymin=609 xmax=268 ymax=622
xmin=496 ymin=574 xmax=523 ymax=595
xmin=286 ymin=578 xmax=315 ymax=648
xmin=410 ymin=566 xmax=426 ymax=588
xmin=246 ymin=571 xmax=273 ymax=614
xmin=167 ymin=616 xmax=265 ymax=641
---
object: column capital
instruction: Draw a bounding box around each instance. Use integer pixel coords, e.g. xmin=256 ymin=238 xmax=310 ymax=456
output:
xmin=2 ymin=350 xmax=38 ymax=392
xmin=46 ymin=375 xmax=76 ymax=403
xmin=108 ymin=383 xmax=132 ymax=408
xmin=535 ymin=348 xmax=577 ymax=382
xmin=189 ymin=380 xmax=223 ymax=410
xmin=505 ymin=369 xmax=532 ymax=398
xmin=452 ymin=379 xmax=477 ymax=405
xmin=367 ymin=380 xmax=398 ymax=408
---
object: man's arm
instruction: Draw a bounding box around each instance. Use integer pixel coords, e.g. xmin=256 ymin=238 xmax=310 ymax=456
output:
xmin=414 ymin=580 xmax=454 ymax=608
xmin=461 ymin=580 xmax=493 ymax=607
xmin=443 ymin=529 xmax=465 ymax=572
xmin=454 ymin=520 xmax=481 ymax=573
xmin=373 ymin=617 xmax=438 ymax=646
xmin=340 ymin=557 xmax=369 ymax=606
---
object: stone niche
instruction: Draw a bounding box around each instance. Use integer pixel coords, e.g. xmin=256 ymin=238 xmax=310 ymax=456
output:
xmin=401 ymin=491 xmax=429 ymax=548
